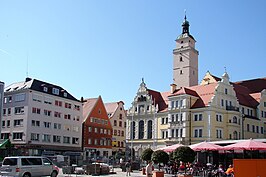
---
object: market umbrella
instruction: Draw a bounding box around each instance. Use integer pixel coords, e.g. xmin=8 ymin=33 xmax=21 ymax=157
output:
xmin=158 ymin=143 xmax=184 ymax=152
xmin=189 ymin=141 xmax=223 ymax=151
xmin=189 ymin=141 xmax=223 ymax=164
xmin=222 ymin=138 xmax=266 ymax=151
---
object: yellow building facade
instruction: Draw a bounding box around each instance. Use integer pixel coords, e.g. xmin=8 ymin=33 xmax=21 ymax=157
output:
xmin=126 ymin=16 xmax=266 ymax=158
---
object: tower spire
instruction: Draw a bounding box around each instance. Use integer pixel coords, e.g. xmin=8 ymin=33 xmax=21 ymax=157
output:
xmin=182 ymin=11 xmax=190 ymax=34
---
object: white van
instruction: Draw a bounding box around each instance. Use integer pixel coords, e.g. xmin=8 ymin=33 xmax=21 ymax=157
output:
xmin=0 ymin=156 xmax=59 ymax=177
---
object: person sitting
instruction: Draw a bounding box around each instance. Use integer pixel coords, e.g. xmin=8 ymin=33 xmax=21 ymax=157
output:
xmin=225 ymin=164 xmax=234 ymax=177
xmin=178 ymin=161 xmax=186 ymax=173
xmin=217 ymin=164 xmax=225 ymax=177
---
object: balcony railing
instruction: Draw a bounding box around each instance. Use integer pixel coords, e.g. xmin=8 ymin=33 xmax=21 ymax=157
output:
xmin=226 ymin=106 xmax=239 ymax=112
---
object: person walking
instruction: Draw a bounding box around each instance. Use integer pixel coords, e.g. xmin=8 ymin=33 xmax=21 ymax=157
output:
xmin=125 ymin=160 xmax=131 ymax=176
xmin=146 ymin=160 xmax=154 ymax=177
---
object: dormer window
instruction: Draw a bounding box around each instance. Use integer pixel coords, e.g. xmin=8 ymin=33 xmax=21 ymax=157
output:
xmin=43 ymin=87 xmax=48 ymax=92
xmin=64 ymin=92 xmax=67 ymax=97
xmin=52 ymin=88 xmax=59 ymax=95
xmin=225 ymin=88 xmax=228 ymax=94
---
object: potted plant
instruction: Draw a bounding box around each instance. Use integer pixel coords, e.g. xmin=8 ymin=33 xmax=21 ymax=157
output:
xmin=141 ymin=148 xmax=154 ymax=175
xmin=173 ymin=146 xmax=196 ymax=177
xmin=151 ymin=150 xmax=169 ymax=177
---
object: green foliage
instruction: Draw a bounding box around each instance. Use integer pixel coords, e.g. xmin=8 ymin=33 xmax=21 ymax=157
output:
xmin=151 ymin=150 xmax=169 ymax=165
xmin=141 ymin=148 xmax=154 ymax=162
xmin=173 ymin=146 xmax=195 ymax=163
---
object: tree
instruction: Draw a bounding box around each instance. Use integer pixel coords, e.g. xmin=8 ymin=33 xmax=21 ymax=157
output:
xmin=173 ymin=146 xmax=195 ymax=164
xmin=151 ymin=150 xmax=169 ymax=171
xmin=141 ymin=148 xmax=154 ymax=162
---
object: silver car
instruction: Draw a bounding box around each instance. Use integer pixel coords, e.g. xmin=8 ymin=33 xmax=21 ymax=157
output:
xmin=0 ymin=156 xmax=59 ymax=177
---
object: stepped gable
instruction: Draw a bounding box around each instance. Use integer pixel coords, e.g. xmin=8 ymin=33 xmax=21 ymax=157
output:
xmin=147 ymin=89 xmax=168 ymax=112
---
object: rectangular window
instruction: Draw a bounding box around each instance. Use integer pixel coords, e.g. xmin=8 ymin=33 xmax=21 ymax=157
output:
xmin=199 ymin=129 xmax=203 ymax=137
xmin=225 ymin=88 xmax=228 ymax=94
xmin=171 ymin=101 xmax=175 ymax=108
xmin=32 ymin=107 xmax=41 ymax=114
xmin=247 ymin=124 xmax=250 ymax=132
xmin=14 ymin=119 xmax=23 ymax=126
xmin=42 ymin=134 xmax=51 ymax=142
xmin=15 ymin=106 xmax=24 ymax=114
xmin=88 ymin=138 xmax=92 ymax=145
xmin=44 ymin=109 xmax=52 ymax=116
xmin=63 ymin=136 xmax=70 ymax=144
xmin=54 ymin=123 xmax=61 ymax=129
xmin=52 ymin=88 xmax=59 ymax=95
xmin=32 ymin=120 xmax=40 ymax=127
xmin=175 ymin=100 xmax=179 ymax=108
xmin=2 ymin=121 xmax=5 ymax=128
xmin=72 ymin=137 xmax=79 ymax=144
xmin=64 ymin=114 xmax=71 ymax=120
xmin=74 ymin=105 xmax=80 ymax=111
xmin=199 ymin=114 xmax=203 ymax=121
xmin=3 ymin=109 xmax=6 ymax=116
xmin=54 ymin=111 xmax=61 ymax=118
xmin=55 ymin=100 xmax=62 ymax=107
xmin=95 ymin=127 xmax=98 ymax=133
xmin=15 ymin=93 xmax=26 ymax=102
xmin=53 ymin=135 xmax=61 ymax=143
xmin=44 ymin=97 xmax=52 ymax=104
xmin=194 ymin=114 xmax=198 ymax=121
xmin=31 ymin=133 xmax=40 ymax=141
xmin=65 ymin=102 xmax=72 ymax=109
xmin=7 ymin=120 xmax=10 ymax=127
xmin=43 ymin=122 xmax=51 ymax=128
xmin=94 ymin=139 xmax=98 ymax=145
xmin=8 ymin=108 xmax=11 ymax=115
xmin=88 ymin=126 xmax=92 ymax=132
xmin=13 ymin=132 xmax=23 ymax=140
xmin=161 ymin=118 xmax=165 ymax=124
xmin=221 ymin=99 xmax=224 ymax=107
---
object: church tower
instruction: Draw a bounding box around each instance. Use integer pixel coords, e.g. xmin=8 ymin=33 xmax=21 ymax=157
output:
xmin=173 ymin=15 xmax=199 ymax=88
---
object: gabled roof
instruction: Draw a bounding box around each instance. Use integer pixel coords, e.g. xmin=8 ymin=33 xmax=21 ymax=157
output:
xmin=82 ymin=97 xmax=98 ymax=121
xmin=147 ymin=89 xmax=168 ymax=111
xmin=169 ymin=87 xmax=199 ymax=97
xmin=190 ymin=83 xmax=218 ymax=108
xmin=235 ymin=77 xmax=266 ymax=94
xmin=104 ymin=102 xmax=118 ymax=115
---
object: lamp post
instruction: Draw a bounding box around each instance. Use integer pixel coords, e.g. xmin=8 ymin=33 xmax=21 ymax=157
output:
xmin=242 ymin=114 xmax=246 ymax=139
xmin=131 ymin=113 xmax=133 ymax=161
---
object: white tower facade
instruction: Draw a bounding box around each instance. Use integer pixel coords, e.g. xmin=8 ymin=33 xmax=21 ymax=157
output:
xmin=173 ymin=16 xmax=199 ymax=88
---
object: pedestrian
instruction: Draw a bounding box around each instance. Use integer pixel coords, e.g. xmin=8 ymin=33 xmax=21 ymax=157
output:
xmin=125 ymin=160 xmax=131 ymax=176
xmin=146 ymin=160 xmax=154 ymax=177
xmin=225 ymin=164 xmax=234 ymax=177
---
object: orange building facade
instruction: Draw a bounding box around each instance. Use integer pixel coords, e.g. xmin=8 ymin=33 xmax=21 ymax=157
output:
xmin=82 ymin=96 xmax=112 ymax=161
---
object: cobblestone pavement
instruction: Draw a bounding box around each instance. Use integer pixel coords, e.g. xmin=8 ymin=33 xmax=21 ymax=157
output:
xmin=58 ymin=168 xmax=174 ymax=177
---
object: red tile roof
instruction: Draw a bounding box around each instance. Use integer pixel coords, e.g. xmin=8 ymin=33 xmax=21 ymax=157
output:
xmin=190 ymin=83 xmax=218 ymax=108
xmin=147 ymin=89 xmax=168 ymax=111
xmin=235 ymin=77 xmax=266 ymax=94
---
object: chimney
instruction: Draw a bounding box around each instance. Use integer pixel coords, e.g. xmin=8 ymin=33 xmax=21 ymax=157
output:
xmin=25 ymin=77 xmax=32 ymax=82
xmin=170 ymin=83 xmax=177 ymax=94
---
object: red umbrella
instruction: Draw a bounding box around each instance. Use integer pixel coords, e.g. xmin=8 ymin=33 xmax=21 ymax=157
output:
xmin=222 ymin=139 xmax=266 ymax=151
xmin=189 ymin=141 xmax=223 ymax=151
xmin=158 ymin=143 xmax=184 ymax=152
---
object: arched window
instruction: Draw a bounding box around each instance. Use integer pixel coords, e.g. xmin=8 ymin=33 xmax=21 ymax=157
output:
xmin=147 ymin=120 xmax=153 ymax=139
xmin=233 ymin=131 xmax=238 ymax=140
xmin=130 ymin=121 xmax=136 ymax=139
xmin=233 ymin=116 xmax=238 ymax=124
xmin=139 ymin=120 xmax=144 ymax=139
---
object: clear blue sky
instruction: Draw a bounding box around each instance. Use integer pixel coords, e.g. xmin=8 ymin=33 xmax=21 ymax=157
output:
xmin=1 ymin=1 xmax=266 ymax=109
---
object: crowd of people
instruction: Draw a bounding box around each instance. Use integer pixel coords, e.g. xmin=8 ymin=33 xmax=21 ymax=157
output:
xmin=162 ymin=161 xmax=234 ymax=177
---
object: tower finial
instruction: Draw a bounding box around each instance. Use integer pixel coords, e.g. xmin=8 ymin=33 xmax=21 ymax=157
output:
xmin=184 ymin=9 xmax=187 ymax=20
xmin=224 ymin=66 xmax=227 ymax=73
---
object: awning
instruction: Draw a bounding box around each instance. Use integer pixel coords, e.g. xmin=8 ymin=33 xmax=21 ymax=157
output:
xmin=0 ymin=139 xmax=10 ymax=149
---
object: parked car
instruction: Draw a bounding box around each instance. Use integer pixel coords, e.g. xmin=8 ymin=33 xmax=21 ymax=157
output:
xmin=0 ymin=156 xmax=59 ymax=177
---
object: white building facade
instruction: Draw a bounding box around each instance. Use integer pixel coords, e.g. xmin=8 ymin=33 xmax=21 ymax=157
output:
xmin=1 ymin=78 xmax=83 ymax=155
